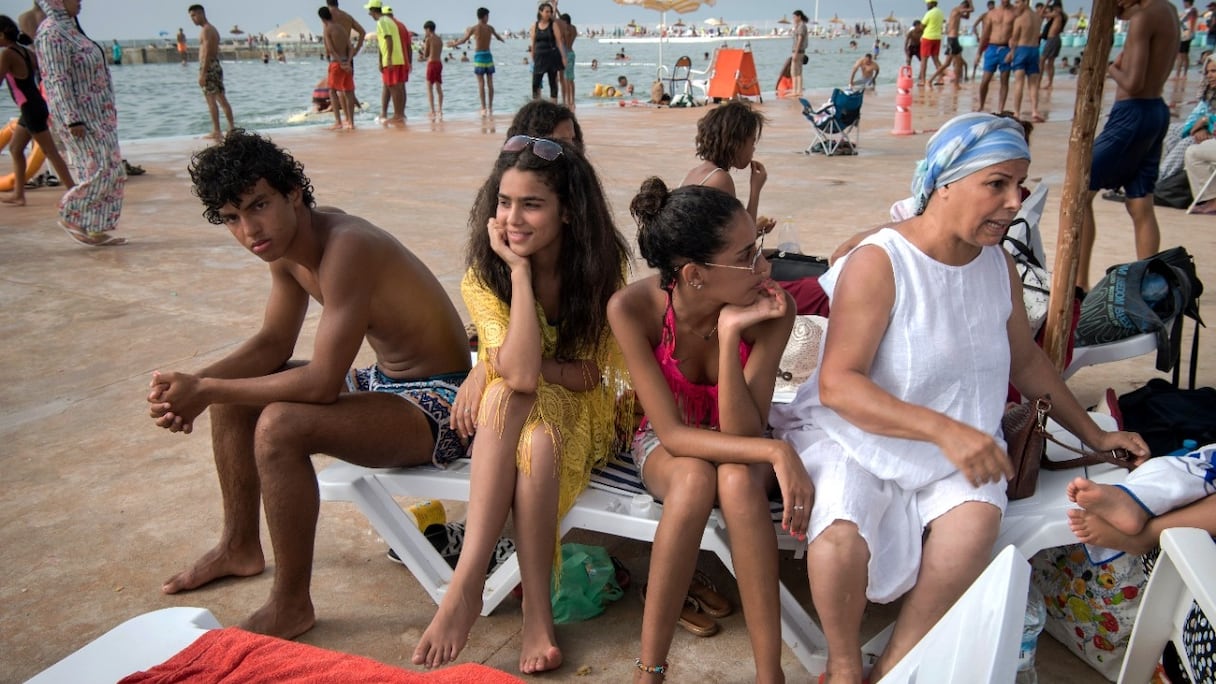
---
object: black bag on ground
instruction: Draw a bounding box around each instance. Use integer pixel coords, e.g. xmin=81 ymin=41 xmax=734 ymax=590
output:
xmin=1152 ymin=169 xmax=1194 ymax=209
xmin=1118 ymin=379 xmax=1216 ymax=456
xmin=767 ymin=250 xmax=830 ymax=281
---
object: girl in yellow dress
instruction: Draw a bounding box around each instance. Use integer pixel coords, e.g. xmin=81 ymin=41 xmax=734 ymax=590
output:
xmin=414 ymin=135 xmax=631 ymax=674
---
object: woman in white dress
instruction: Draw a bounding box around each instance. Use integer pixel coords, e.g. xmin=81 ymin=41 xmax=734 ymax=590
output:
xmin=772 ymin=113 xmax=1149 ymax=684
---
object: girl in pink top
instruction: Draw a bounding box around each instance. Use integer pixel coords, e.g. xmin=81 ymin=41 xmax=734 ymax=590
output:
xmin=607 ymin=178 xmax=811 ymax=683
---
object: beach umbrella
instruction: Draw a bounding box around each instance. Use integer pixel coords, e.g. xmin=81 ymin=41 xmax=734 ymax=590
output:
xmin=704 ymin=16 xmax=725 ymax=26
xmin=612 ymin=0 xmax=716 ymax=71
xmin=157 ymin=30 xmax=170 ymax=37
xmin=229 ymin=25 xmax=244 ymax=35
xmin=777 ymin=14 xmax=792 ymax=24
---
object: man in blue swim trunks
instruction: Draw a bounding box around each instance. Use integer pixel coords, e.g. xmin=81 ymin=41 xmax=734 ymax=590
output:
xmin=1007 ymin=0 xmax=1043 ymax=120
xmin=447 ymin=6 xmax=504 ymax=116
xmin=1079 ymin=0 xmax=1179 ymax=289
xmin=151 ymin=130 xmax=471 ymax=640
xmin=977 ymin=0 xmax=1014 ymax=111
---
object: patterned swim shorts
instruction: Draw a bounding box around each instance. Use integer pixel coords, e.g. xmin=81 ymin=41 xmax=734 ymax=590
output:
xmin=202 ymin=60 xmax=225 ymax=95
xmin=346 ymin=366 xmax=469 ymax=466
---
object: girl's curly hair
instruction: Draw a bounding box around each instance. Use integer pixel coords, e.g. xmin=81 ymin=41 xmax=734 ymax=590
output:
xmin=694 ymin=100 xmax=766 ymax=170
xmin=467 ymin=139 xmax=630 ymax=361
xmin=188 ymin=129 xmax=315 ymax=224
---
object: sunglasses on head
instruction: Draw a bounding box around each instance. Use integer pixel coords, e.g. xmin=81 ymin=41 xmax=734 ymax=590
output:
xmin=502 ymin=135 xmax=564 ymax=161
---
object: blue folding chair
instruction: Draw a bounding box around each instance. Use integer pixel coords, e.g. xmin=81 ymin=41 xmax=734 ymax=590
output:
xmin=801 ymin=88 xmax=864 ymax=156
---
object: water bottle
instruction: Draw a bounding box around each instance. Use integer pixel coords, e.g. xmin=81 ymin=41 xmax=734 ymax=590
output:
xmin=777 ymin=217 xmax=801 ymax=254
xmin=1167 ymin=439 xmax=1200 ymax=456
xmin=1140 ymin=271 xmax=1169 ymax=307
xmin=1016 ymin=584 xmax=1047 ymax=684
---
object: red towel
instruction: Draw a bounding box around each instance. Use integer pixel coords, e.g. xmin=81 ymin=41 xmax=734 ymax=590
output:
xmin=119 ymin=627 xmax=525 ymax=684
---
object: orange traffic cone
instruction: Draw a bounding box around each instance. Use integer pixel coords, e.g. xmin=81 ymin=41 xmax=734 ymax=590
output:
xmin=892 ymin=65 xmax=915 ymax=135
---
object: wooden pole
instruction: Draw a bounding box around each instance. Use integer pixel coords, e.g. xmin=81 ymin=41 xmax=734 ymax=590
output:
xmin=1042 ymin=0 xmax=1118 ymax=371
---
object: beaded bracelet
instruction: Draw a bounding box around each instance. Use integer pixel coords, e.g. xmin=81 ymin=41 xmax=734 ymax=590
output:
xmin=634 ymin=658 xmax=669 ymax=675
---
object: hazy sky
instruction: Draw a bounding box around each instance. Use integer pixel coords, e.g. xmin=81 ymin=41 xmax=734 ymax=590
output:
xmin=31 ymin=0 xmax=1022 ymax=41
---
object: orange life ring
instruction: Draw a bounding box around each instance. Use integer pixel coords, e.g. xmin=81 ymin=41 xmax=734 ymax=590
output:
xmin=0 ymin=119 xmax=47 ymax=192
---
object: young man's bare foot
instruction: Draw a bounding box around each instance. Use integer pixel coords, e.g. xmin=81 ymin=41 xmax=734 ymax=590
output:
xmin=202 ymin=131 xmax=223 ymax=141
xmin=0 ymin=193 xmax=26 ymax=206
xmin=519 ymin=603 xmax=562 ymax=673
xmin=1066 ymin=477 xmax=1151 ymax=535
xmin=239 ymin=596 xmax=316 ymax=640
xmin=162 ymin=544 xmax=265 ymax=594
xmin=1067 ymin=508 xmax=1155 ymax=556
xmin=412 ymin=585 xmax=482 ymax=668
xmin=326 ymin=123 xmax=344 ymax=131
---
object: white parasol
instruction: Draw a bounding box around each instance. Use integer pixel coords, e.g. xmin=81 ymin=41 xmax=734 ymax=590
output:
xmin=612 ymin=0 xmax=717 ymax=73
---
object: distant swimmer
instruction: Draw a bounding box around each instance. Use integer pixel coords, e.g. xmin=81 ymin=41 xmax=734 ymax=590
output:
xmin=189 ymin=4 xmax=235 ymax=140
xmin=848 ymin=52 xmax=880 ymax=90
xmin=447 ymin=6 xmax=505 ymax=116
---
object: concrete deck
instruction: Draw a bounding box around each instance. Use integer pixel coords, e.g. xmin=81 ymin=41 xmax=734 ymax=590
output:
xmin=2 ymin=79 xmax=1213 ymax=683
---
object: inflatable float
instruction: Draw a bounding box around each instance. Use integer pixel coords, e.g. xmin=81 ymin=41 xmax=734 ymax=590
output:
xmin=0 ymin=119 xmax=46 ymax=192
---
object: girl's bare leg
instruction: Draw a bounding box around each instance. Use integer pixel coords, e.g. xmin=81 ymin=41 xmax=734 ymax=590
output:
xmin=717 ymin=463 xmax=785 ymax=683
xmin=413 ymin=383 xmax=535 ymax=668
xmin=3 ymin=128 xmax=31 ymax=205
xmin=514 ymin=423 xmax=563 ymax=674
xmin=33 ymin=130 xmax=75 ymax=189
xmin=634 ymin=448 xmax=717 ymax=683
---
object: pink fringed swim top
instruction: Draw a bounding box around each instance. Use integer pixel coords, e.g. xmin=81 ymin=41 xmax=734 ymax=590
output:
xmin=650 ymin=294 xmax=752 ymax=429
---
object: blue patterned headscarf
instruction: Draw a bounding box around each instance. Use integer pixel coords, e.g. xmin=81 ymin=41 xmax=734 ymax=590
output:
xmin=910 ymin=113 xmax=1031 ymax=215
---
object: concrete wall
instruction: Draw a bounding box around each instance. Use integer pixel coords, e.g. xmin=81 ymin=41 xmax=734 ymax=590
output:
xmin=115 ymin=43 xmax=331 ymax=65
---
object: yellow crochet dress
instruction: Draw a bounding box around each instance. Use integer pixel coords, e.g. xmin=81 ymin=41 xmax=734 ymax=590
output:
xmin=461 ymin=270 xmax=631 ymax=524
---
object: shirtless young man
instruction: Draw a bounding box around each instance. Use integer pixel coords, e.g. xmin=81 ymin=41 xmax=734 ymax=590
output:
xmin=1007 ymin=0 xmax=1044 ymax=121
xmin=189 ymin=4 xmax=234 ymax=140
xmin=977 ymin=0 xmax=1014 ymax=111
xmin=447 ymin=7 xmax=505 ymax=116
xmin=849 ymin=52 xmax=881 ymax=89
xmin=1078 ymin=0 xmax=1178 ymax=289
xmin=151 ymin=130 xmax=471 ymax=640
xmin=1039 ymin=0 xmax=1065 ymax=87
xmin=324 ymin=0 xmax=365 ymax=112
xmin=930 ymin=0 xmax=974 ymax=85
xmin=319 ymin=7 xmax=355 ymax=130
xmin=971 ymin=0 xmax=996 ymax=78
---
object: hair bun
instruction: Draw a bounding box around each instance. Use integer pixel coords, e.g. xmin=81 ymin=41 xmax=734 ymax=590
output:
xmin=630 ymin=176 xmax=669 ymax=227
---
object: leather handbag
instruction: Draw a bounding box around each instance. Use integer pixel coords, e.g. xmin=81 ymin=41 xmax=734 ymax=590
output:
xmin=1003 ymin=395 xmax=1136 ymax=500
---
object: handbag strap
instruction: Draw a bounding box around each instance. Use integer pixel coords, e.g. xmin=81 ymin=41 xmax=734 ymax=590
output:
xmin=1026 ymin=395 xmax=1136 ymax=470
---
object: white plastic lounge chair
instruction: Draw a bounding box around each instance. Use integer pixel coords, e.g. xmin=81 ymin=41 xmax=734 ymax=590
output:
xmin=27 ymin=607 xmax=221 ymax=684
xmin=1117 ymin=527 xmax=1216 ymax=684
xmin=874 ymin=545 xmax=1029 ymax=684
xmin=1186 ymin=167 xmax=1215 ymax=214
xmin=1063 ymin=330 xmax=1162 ymax=380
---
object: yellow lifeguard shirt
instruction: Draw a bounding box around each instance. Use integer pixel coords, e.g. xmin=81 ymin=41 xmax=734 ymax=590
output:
xmin=376 ymin=16 xmax=405 ymax=66
xmin=922 ymin=6 xmax=946 ymax=40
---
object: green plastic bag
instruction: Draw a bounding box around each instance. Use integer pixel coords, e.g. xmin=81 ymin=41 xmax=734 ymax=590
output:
xmin=550 ymin=543 xmax=624 ymax=624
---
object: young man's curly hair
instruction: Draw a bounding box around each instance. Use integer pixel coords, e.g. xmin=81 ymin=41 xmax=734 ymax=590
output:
xmin=694 ymin=100 xmax=767 ymax=171
xmin=189 ymin=129 xmax=316 ymax=224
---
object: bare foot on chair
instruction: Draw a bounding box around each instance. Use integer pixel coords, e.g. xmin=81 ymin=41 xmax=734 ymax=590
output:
xmin=162 ymin=543 xmax=265 ymax=594
xmin=519 ymin=602 xmax=562 ymax=673
xmin=413 ymin=584 xmax=482 ymax=668
xmin=1067 ymin=509 xmax=1154 ymax=556
xmin=1066 ymin=477 xmax=1150 ymax=535
xmin=240 ymin=596 xmax=316 ymax=640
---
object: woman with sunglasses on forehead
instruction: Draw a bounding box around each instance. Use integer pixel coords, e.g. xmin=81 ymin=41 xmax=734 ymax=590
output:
xmin=607 ymin=178 xmax=811 ymax=683
xmin=770 ymin=113 xmax=1146 ymax=683
xmin=414 ymin=135 xmax=631 ymax=675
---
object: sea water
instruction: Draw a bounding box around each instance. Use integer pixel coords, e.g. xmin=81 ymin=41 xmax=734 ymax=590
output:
xmin=0 ymin=34 xmax=1087 ymax=142
xmin=0 ymin=34 xmax=1089 ymax=142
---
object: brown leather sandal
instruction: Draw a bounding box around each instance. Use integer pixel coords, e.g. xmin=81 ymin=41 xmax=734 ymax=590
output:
xmin=640 ymin=582 xmax=719 ymax=637
xmin=689 ymin=570 xmax=733 ymax=619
